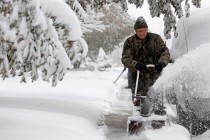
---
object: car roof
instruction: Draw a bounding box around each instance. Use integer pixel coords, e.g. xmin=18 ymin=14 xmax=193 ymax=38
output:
xmin=171 ymin=7 xmax=210 ymax=60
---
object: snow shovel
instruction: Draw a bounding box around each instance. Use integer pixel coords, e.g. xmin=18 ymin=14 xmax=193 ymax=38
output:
xmin=113 ymin=66 xmax=126 ymax=84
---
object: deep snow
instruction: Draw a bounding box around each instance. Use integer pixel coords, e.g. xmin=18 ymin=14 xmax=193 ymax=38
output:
xmin=1 ymin=0 xmax=210 ymax=139
xmin=1 ymin=66 xmax=210 ymax=140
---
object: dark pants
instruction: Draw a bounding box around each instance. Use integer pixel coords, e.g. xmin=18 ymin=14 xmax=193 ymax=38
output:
xmin=127 ymin=69 xmax=132 ymax=88
xmin=131 ymin=72 xmax=160 ymax=105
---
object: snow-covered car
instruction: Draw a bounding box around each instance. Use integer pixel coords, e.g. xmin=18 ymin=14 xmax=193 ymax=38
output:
xmin=169 ymin=7 xmax=210 ymax=135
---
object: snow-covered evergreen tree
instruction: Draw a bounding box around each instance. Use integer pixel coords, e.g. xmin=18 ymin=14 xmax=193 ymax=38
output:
xmin=89 ymin=0 xmax=202 ymax=39
xmin=85 ymin=47 xmax=111 ymax=71
xmin=63 ymin=0 xmax=108 ymax=69
xmin=0 ymin=0 xmax=82 ymax=86
xmin=65 ymin=37 xmax=88 ymax=69
xmin=84 ymin=2 xmax=134 ymax=59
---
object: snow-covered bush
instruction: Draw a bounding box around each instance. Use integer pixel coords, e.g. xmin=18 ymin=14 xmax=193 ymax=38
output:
xmin=96 ymin=47 xmax=112 ymax=71
xmin=85 ymin=47 xmax=111 ymax=71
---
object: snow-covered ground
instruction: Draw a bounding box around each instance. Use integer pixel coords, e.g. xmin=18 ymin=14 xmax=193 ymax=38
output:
xmin=1 ymin=65 xmax=210 ymax=140
xmin=0 ymin=69 xmax=121 ymax=140
xmin=1 ymin=1 xmax=210 ymax=139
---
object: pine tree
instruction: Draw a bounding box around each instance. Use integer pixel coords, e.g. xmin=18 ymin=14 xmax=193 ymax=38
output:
xmin=0 ymin=0 xmax=82 ymax=86
xmin=86 ymin=0 xmax=202 ymax=39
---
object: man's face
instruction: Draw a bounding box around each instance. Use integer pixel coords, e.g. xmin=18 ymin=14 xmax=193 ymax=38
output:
xmin=135 ymin=28 xmax=148 ymax=39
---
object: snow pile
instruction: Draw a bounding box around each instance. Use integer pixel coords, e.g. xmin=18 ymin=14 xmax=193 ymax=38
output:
xmin=133 ymin=123 xmax=190 ymax=140
xmin=96 ymin=48 xmax=112 ymax=71
xmin=0 ymin=65 xmax=209 ymax=140
xmin=0 ymin=69 xmax=121 ymax=140
xmin=0 ymin=108 xmax=105 ymax=140
xmin=85 ymin=48 xmax=112 ymax=71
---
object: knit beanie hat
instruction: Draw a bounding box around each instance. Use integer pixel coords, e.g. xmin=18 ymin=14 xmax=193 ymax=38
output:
xmin=134 ymin=16 xmax=148 ymax=29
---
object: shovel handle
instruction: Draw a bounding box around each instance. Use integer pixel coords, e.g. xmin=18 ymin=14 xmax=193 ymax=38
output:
xmin=133 ymin=64 xmax=154 ymax=100
xmin=146 ymin=64 xmax=155 ymax=68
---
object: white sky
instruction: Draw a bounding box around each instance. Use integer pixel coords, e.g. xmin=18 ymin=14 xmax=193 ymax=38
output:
xmin=127 ymin=3 xmax=164 ymax=35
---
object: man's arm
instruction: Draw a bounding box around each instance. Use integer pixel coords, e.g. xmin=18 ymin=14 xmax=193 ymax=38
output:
xmin=121 ymin=38 xmax=138 ymax=70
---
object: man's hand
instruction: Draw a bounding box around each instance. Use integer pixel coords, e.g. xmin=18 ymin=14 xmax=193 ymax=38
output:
xmin=155 ymin=62 xmax=166 ymax=71
xmin=135 ymin=63 xmax=146 ymax=71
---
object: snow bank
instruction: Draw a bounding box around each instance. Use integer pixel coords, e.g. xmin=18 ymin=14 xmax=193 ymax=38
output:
xmin=0 ymin=69 xmax=121 ymax=140
xmin=0 ymin=107 xmax=105 ymax=140
xmin=130 ymin=123 xmax=190 ymax=140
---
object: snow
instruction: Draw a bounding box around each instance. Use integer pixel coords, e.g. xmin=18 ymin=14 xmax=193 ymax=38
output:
xmin=154 ymin=43 xmax=210 ymax=98
xmin=97 ymin=47 xmax=107 ymax=62
xmin=19 ymin=17 xmax=28 ymax=38
xmin=133 ymin=123 xmax=190 ymax=140
xmin=1 ymin=62 xmax=210 ymax=140
xmin=0 ymin=70 xmax=119 ymax=140
xmin=0 ymin=68 xmax=193 ymax=140
xmin=39 ymin=0 xmax=82 ymax=40
xmin=0 ymin=108 xmax=105 ymax=140
xmin=1 ymin=0 xmax=210 ymax=140
xmin=170 ymin=5 xmax=210 ymax=59
xmin=78 ymin=37 xmax=88 ymax=58
xmin=153 ymin=3 xmax=210 ymax=99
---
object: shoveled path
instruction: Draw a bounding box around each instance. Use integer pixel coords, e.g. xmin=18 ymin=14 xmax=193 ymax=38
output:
xmin=104 ymin=87 xmax=133 ymax=140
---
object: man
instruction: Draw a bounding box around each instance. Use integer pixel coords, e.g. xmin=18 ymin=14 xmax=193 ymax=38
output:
xmin=121 ymin=16 xmax=170 ymax=107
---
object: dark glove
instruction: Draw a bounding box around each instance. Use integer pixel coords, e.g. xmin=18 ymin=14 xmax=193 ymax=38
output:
xmin=135 ymin=63 xmax=146 ymax=71
xmin=155 ymin=62 xmax=166 ymax=71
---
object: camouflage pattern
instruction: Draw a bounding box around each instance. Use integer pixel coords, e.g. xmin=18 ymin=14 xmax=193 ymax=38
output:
xmin=121 ymin=33 xmax=170 ymax=104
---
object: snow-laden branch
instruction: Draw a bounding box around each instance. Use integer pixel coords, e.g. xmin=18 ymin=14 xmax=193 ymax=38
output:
xmin=90 ymin=0 xmax=203 ymax=39
xmin=39 ymin=0 xmax=82 ymax=40
xmin=0 ymin=0 xmax=83 ymax=86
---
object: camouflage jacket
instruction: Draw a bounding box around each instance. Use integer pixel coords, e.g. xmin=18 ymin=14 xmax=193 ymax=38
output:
xmin=121 ymin=33 xmax=170 ymax=73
